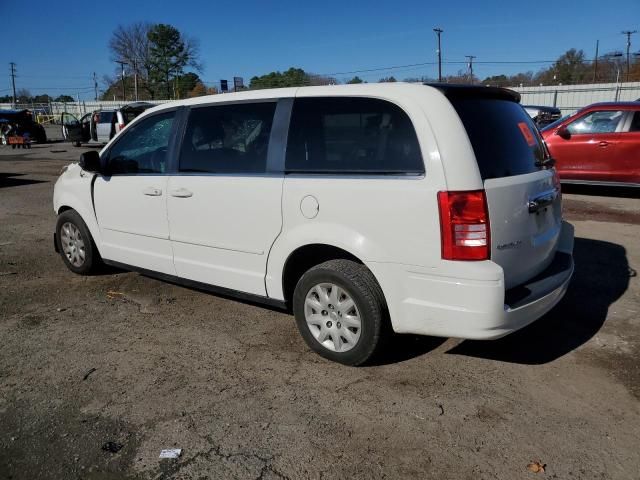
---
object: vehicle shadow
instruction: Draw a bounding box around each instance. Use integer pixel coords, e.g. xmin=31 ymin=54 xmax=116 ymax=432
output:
xmin=447 ymin=237 xmax=633 ymax=365
xmin=0 ymin=173 xmax=47 ymax=189
xmin=562 ymin=183 xmax=640 ymax=199
xmin=368 ymin=334 xmax=448 ymax=366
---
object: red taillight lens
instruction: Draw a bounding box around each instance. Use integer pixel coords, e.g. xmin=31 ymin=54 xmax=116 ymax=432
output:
xmin=437 ymin=190 xmax=490 ymax=261
xmin=119 ymin=123 xmax=125 ymax=131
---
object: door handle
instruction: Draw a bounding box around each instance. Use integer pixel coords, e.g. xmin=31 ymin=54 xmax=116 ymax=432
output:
xmin=528 ymin=188 xmax=558 ymax=213
xmin=598 ymin=141 xmax=609 ymax=147
xmin=170 ymin=188 xmax=193 ymax=198
xmin=142 ymin=187 xmax=162 ymax=196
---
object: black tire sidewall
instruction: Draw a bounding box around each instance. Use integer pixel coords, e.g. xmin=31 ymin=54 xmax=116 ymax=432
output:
xmin=55 ymin=210 xmax=97 ymax=274
xmin=293 ymin=263 xmax=382 ymax=366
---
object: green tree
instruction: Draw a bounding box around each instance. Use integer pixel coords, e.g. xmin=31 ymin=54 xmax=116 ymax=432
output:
xmin=187 ymin=82 xmax=208 ymax=97
xmin=33 ymin=94 xmax=52 ymax=103
xmin=347 ymin=76 xmax=364 ymax=84
xmin=534 ymin=49 xmax=590 ymax=85
xmin=250 ymin=68 xmax=309 ymax=89
xmin=54 ymin=95 xmax=75 ymax=102
xmin=147 ymin=24 xmax=201 ymax=99
xmin=175 ymin=72 xmax=201 ymax=98
xmin=378 ymin=76 xmax=397 ymax=83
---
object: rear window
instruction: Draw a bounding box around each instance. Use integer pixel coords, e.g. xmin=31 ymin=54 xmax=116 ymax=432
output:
xmin=99 ymin=111 xmax=114 ymax=124
xmin=450 ymin=98 xmax=545 ymax=179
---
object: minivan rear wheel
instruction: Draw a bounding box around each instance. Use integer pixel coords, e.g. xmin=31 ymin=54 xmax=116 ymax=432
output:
xmin=293 ymin=259 xmax=387 ymax=365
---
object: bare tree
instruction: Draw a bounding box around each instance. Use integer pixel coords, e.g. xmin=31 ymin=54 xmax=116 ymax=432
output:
xmin=109 ymin=22 xmax=153 ymax=97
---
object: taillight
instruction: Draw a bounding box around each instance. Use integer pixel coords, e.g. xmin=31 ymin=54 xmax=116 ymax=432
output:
xmin=119 ymin=123 xmax=125 ymax=131
xmin=437 ymin=190 xmax=490 ymax=261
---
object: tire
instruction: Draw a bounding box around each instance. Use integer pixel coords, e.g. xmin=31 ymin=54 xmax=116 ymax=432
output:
xmin=55 ymin=210 xmax=102 ymax=275
xmin=293 ymin=259 xmax=388 ymax=366
xmin=73 ymin=141 xmax=81 ymax=147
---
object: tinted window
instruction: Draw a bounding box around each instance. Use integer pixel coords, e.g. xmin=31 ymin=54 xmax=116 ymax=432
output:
xmin=286 ymin=97 xmax=424 ymax=174
xmin=179 ymin=103 xmax=276 ymax=174
xmin=567 ymin=110 xmax=625 ymax=134
xmin=99 ymin=111 xmax=114 ymax=124
xmin=107 ymin=111 xmax=174 ymax=174
xmin=450 ymin=98 xmax=544 ymax=179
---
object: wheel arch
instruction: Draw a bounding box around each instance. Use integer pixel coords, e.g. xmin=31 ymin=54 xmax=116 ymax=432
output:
xmin=54 ymin=200 xmax=103 ymax=257
xmin=280 ymin=243 xmax=376 ymax=308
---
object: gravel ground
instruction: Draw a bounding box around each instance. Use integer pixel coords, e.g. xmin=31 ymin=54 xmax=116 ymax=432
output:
xmin=1 ymin=144 xmax=639 ymax=480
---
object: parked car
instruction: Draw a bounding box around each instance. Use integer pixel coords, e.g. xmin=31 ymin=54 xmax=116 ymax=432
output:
xmin=61 ymin=102 xmax=154 ymax=146
xmin=523 ymin=105 xmax=562 ymax=128
xmin=53 ymin=83 xmax=574 ymax=365
xmin=541 ymin=102 xmax=640 ymax=186
xmin=0 ymin=109 xmax=47 ymax=143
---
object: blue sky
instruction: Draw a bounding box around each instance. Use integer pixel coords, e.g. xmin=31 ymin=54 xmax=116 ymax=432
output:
xmin=1 ymin=0 xmax=638 ymax=100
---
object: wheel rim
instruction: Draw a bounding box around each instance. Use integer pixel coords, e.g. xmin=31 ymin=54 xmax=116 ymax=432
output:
xmin=60 ymin=222 xmax=86 ymax=267
xmin=304 ymin=283 xmax=361 ymax=353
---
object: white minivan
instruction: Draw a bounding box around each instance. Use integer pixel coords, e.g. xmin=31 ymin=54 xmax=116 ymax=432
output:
xmin=53 ymin=83 xmax=574 ymax=365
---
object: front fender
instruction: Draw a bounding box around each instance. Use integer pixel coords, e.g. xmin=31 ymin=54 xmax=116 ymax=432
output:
xmin=53 ymin=164 xmax=103 ymax=253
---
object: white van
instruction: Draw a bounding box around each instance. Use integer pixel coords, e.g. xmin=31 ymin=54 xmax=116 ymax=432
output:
xmin=53 ymin=83 xmax=574 ymax=365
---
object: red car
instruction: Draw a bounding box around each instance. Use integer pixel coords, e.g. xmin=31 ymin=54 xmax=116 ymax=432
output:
xmin=541 ymin=102 xmax=640 ymax=187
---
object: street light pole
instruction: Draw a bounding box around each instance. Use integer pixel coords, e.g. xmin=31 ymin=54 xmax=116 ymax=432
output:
xmin=434 ymin=28 xmax=443 ymax=82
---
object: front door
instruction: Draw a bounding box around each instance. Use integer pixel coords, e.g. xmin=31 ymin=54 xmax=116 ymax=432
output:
xmin=94 ymin=110 xmax=177 ymax=274
xmin=167 ymin=101 xmax=283 ymax=295
xmin=553 ymin=109 xmax=625 ymax=182
xmin=61 ymin=112 xmax=88 ymax=143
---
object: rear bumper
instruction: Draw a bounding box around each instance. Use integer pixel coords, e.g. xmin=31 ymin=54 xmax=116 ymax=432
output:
xmin=368 ymin=221 xmax=574 ymax=340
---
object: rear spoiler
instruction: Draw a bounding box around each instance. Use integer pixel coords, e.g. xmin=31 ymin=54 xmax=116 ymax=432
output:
xmin=425 ymin=83 xmax=521 ymax=103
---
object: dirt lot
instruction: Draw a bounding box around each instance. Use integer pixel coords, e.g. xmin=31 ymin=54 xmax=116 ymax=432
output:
xmin=1 ymin=144 xmax=639 ymax=480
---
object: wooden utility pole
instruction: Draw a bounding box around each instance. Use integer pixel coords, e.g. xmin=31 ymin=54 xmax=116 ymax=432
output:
xmin=622 ymin=30 xmax=637 ymax=82
xmin=9 ymin=62 xmax=17 ymax=106
xmin=116 ymin=60 xmax=128 ymax=101
xmin=434 ymin=28 xmax=443 ymax=82
xmin=593 ymin=40 xmax=599 ymax=82
xmin=465 ymin=55 xmax=476 ymax=83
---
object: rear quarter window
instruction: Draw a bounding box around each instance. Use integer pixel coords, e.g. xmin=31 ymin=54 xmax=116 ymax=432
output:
xmin=286 ymin=97 xmax=424 ymax=174
xmin=450 ymin=98 xmax=545 ymax=180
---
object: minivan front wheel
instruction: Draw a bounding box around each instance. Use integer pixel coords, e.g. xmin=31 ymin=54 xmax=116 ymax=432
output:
xmin=55 ymin=210 xmax=101 ymax=274
xmin=293 ymin=259 xmax=387 ymax=365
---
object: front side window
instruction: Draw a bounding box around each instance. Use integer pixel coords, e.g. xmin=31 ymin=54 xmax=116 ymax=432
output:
xmin=286 ymin=97 xmax=424 ymax=174
xmin=567 ymin=110 xmax=625 ymax=134
xmin=179 ymin=102 xmax=276 ymax=174
xmin=106 ymin=111 xmax=175 ymax=174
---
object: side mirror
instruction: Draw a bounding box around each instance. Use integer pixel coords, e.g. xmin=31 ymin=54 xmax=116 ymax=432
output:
xmin=556 ymin=126 xmax=571 ymax=140
xmin=78 ymin=151 xmax=102 ymax=173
